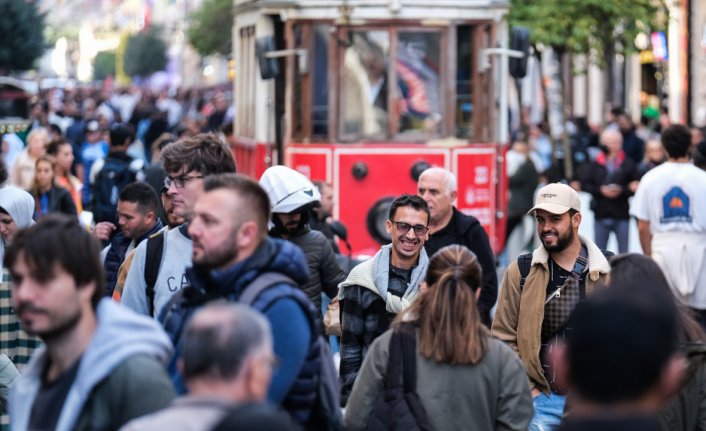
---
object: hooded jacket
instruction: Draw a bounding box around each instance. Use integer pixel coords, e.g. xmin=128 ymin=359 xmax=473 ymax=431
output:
xmin=492 ymin=235 xmax=611 ymax=394
xmin=161 ymin=238 xmax=316 ymax=424
xmin=9 ymin=299 xmax=175 ymax=431
xmin=270 ymin=224 xmax=345 ymax=310
xmin=0 ymin=186 xmax=35 ymax=265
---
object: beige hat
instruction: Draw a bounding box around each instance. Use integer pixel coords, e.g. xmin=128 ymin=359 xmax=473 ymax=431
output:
xmin=528 ymin=183 xmax=581 ymax=215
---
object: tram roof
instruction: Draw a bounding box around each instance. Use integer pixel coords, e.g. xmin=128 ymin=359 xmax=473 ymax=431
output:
xmin=235 ymin=0 xmax=510 ymax=21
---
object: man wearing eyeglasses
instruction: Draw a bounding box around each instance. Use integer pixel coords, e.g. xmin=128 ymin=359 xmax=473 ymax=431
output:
xmin=418 ymin=167 xmax=497 ymax=326
xmin=338 ymin=194 xmax=430 ymax=404
xmin=120 ymin=134 xmax=236 ymax=317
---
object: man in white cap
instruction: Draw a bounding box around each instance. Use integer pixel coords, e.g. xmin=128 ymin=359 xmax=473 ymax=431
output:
xmin=492 ymin=183 xmax=612 ymax=431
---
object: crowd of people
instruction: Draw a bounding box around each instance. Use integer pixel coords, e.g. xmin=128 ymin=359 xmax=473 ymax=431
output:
xmin=0 ymin=88 xmax=706 ymax=431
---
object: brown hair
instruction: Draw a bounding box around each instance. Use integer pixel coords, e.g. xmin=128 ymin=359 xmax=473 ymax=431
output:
xmin=6 ymin=214 xmax=105 ymax=309
xmin=204 ymin=173 xmax=271 ymax=239
xmin=394 ymin=244 xmax=489 ymax=364
xmin=162 ymin=133 xmax=236 ymax=176
xmin=30 ymin=155 xmax=56 ymax=196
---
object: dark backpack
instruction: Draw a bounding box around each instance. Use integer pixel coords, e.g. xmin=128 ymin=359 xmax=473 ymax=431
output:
xmin=92 ymin=156 xmax=136 ymax=223
xmin=366 ymin=325 xmax=435 ymax=431
xmin=144 ymin=231 xmax=166 ymax=317
xmin=517 ymin=248 xmax=615 ymax=290
xmin=238 ymin=272 xmax=343 ymax=431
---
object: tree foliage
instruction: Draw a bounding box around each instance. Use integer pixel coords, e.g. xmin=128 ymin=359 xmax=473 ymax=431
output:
xmin=509 ymin=0 xmax=667 ymax=66
xmin=93 ymin=51 xmax=116 ymax=81
xmin=187 ymin=0 xmax=233 ymax=57
xmin=123 ymin=27 xmax=168 ymax=77
xmin=0 ymin=0 xmax=46 ymax=73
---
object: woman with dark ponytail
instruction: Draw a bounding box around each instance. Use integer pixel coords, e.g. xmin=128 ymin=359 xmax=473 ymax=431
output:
xmin=345 ymin=245 xmax=533 ymax=431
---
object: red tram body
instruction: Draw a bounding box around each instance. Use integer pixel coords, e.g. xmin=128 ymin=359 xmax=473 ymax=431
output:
xmin=232 ymin=0 xmax=511 ymax=254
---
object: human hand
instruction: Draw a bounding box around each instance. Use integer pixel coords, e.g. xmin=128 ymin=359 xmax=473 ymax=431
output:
xmin=93 ymin=222 xmax=116 ymax=241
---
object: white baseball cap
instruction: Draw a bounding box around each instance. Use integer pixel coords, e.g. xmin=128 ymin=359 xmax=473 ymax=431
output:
xmin=528 ymin=183 xmax=581 ymax=215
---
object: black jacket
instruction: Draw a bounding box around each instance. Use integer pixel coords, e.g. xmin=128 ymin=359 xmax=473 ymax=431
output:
xmin=32 ymin=185 xmax=77 ymax=219
xmin=270 ymin=226 xmax=346 ymax=310
xmin=579 ymin=156 xmax=639 ymax=220
xmin=424 ymin=208 xmax=498 ymax=325
xmin=103 ymin=220 xmax=163 ymax=296
xmin=508 ymin=159 xmax=539 ymax=218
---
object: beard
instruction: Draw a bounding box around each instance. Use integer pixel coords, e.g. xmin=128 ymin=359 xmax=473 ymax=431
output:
xmin=541 ymin=226 xmax=575 ymax=253
xmin=18 ymin=303 xmax=83 ymax=343
xmin=193 ymin=231 xmax=239 ymax=270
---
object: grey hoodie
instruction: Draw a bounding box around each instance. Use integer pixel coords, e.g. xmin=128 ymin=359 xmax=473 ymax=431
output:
xmin=0 ymin=185 xmax=35 ymax=265
xmin=9 ymin=299 xmax=173 ymax=431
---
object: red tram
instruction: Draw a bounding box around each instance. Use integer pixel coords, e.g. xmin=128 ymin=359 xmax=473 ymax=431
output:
xmin=232 ymin=0 xmax=514 ymax=255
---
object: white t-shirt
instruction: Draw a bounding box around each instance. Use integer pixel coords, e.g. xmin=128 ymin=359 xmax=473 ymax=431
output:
xmin=630 ymin=162 xmax=706 ymax=233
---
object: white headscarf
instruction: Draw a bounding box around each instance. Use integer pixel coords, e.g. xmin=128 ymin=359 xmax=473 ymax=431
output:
xmin=0 ymin=185 xmax=35 ymax=266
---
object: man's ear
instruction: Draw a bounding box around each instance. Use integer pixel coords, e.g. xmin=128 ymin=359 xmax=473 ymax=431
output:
xmin=572 ymin=212 xmax=582 ymax=229
xmin=449 ymin=190 xmax=458 ymax=204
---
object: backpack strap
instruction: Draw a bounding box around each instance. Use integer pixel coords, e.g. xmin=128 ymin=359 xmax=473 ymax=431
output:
xmin=385 ymin=326 xmax=418 ymax=393
xmin=385 ymin=331 xmax=404 ymax=391
xmin=239 ymin=272 xmax=297 ymax=306
xmin=144 ymin=231 xmax=165 ymax=317
xmin=399 ymin=330 xmax=418 ymax=394
xmin=517 ymin=253 xmax=533 ymax=290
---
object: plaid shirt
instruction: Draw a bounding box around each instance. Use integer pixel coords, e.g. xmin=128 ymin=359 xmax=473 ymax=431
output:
xmin=0 ymin=269 xmax=41 ymax=430
xmin=0 ymin=270 xmax=42 ymax=369
xmin=339 ymin=266 xmax=410 ymax=403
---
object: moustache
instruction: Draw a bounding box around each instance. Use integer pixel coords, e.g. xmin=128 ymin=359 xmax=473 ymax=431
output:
xmin=15 ymin=302 xmax=48 ymax=316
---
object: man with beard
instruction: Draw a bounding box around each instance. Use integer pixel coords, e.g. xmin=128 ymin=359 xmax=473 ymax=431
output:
xmin=338 ymin=194 xmax=430 ymax=403
xmin=260 ymin=166 xmax=345 ymax=312
xmin=6 ymin=215 xmax=175 ymax=431
xmin=159 ymin=174 xmax=321 ymax=427
xmin=120 ymin=133 xmax=235 ymax=317
xmin=492 ymin=183 xmax=612 ymax=431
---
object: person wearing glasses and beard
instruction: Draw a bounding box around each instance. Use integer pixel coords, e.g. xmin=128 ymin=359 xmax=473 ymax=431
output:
xmin=120 ymin=134 xmax=236 ymax=317
xmin=338 ymin=194 xmax=430 ymax=405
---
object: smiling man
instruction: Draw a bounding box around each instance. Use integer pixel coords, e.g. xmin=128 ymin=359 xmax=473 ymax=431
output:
xmin=338 ymin=194 xmax=430 ymax=403
xmin=120 ymin=134 xmax=235 ymax=317
xmin=492 ymin=183 xmax=612 ymax=431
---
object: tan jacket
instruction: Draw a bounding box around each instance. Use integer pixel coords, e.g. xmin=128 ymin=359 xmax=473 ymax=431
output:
xmin=491 ymin=235 xmax=611 ymax=394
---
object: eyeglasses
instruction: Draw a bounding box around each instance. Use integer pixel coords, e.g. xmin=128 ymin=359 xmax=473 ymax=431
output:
xmin=390 ymin=220 xmax=429 ymax=236
xmin=163 ymin=174 xmax=204 ymax=189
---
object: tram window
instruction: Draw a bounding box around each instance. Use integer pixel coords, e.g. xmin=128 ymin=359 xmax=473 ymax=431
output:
xmin=340 ymin=30 xmax=390 ymax=139
xmin=396 ymin=31 xmax=442 ymax=136
xmin=311 ymin=25 xmax=329 ymax=138
xmin=456 ymin=25 xmax=473 ymax=138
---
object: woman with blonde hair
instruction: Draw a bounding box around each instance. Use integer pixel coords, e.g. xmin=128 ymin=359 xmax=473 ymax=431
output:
xmin=29 ymin=155 xmax=76 ymax=220
xmin=345 ymin=244 xmax=533 ymax=431
xmin=11 ymin=128 xmax=49 ymax=189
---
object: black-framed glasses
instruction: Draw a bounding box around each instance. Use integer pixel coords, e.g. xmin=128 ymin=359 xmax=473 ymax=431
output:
xmin=390 ymin=220 xmax=429 ymax=236
xmin=163 ymin=174 xmax=204 ymax=189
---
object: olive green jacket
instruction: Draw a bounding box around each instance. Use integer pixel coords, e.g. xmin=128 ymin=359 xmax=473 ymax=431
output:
xmin=491 ymin=236 xmax=611 ymax=394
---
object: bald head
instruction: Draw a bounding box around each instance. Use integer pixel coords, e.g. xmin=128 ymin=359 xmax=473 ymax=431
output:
xmin=600 ymin=129 xmax=623 ymax=155
xmin=418 ymin=167 xmax=457 ymax=226
xmin=181 ymin=302 xmax=272 ymax=382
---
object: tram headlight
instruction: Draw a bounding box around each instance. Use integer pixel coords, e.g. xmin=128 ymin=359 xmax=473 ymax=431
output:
xmin=367 ymin=196 xmax=394 ymax=245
